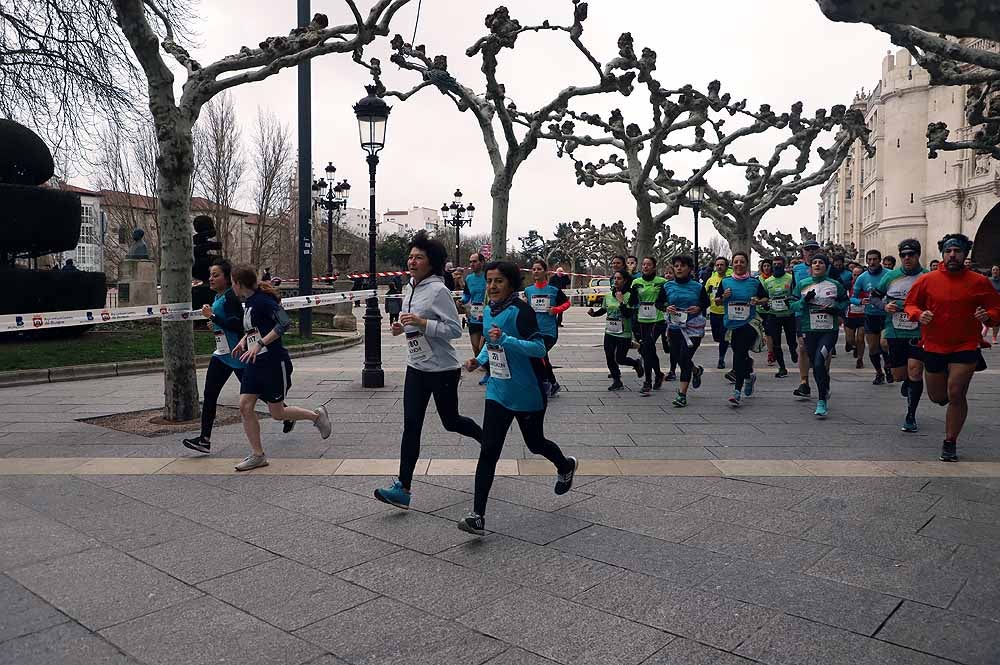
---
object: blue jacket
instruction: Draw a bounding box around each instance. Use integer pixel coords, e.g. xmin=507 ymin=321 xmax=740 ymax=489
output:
xmin=462 ymin=271 xmax=487 ymax=324
xmin=663 ymin=277 xmax=710 ymax=333
xmin=477 ymin=299 xmax=548 ymax=412
xmin=717 ymin=276 xmax=766 ymax=329
xmin=851 ymin=268 xmax=887 ymax=315
xmin=210 ymin=288 xmax=245 ymax=370
xmin=523 ymin=282 xmax=568 ymax=339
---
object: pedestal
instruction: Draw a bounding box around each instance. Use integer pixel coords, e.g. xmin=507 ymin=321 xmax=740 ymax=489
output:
xmin=332 ymin=252 xmax=357 ymax=331
xmin=118 ymin=259 xmax=157 ymax=307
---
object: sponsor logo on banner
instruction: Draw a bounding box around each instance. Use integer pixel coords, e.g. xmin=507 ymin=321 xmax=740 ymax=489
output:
xmin=160 ymin=306 xmax=168 ymax=316
xmin=147 ymin=307 xmax=154 ymax=316
xmin=15 ymin=316 xmax=24 ymax=328
xmin=86 ymin=311 xmax=94 ymax=321
xmin=101 ymin=311 xmax=111 ymax=322
xmin=32 ymin=315 xmax=43 ymax=328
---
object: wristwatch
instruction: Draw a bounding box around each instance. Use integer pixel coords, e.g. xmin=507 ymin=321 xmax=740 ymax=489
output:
xmin=256 ymin=339 xmax=267 ymax=350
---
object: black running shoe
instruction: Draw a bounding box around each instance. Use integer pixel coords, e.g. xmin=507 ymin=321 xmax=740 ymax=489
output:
xmin=182 ymin=436 xmax=211 ymax=454
xmin=282 ymin=420 xmax=295 ymax=434
xmin=653 ymin=373 xmax=665 ymax=390
xmin=873 ymin=374 xmax=885 ymax=386
xmin=775 ymin=368 xmax=789 ymax=378
xmin=724 ymin=370 xmax=736 ymax=384
xmin=717 ymin=359 xmax=726 ymax=369
xmin=639 ymin=382 xmax=652 ymax=395
xmin=691 ymin=365 xmax=704 ymax=390
xmin=607 ymin=381 xmax=624 ymax=391
xmin=885 ymin=372 xmax=894 ymax=384
xmin=665 ymin=371 xmax=676 ymax=381
xmin=793 ymin=383 xmax=811 ymax=399
xmin=790 ymin=351 xmax=799 ymax=364
xmin=555 ymin=456 xmax=577 ymax=495
xmin=457 ymin=512 xmax=486 ymax=535
xmin=940 ymin=440 xmax=958 ymax=463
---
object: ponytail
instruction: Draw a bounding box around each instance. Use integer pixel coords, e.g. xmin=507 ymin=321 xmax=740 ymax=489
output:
xmin=232 ymin=264 xmax=281 ymax=303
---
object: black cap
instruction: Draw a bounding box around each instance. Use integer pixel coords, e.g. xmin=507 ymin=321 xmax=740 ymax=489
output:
xmin=802 ymin=239 xmax=820 ymax=250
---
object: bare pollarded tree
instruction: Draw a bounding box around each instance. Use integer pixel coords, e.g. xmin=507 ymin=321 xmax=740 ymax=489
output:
xmin=248 ymin=109 xmax=294 ymax=268
xmin=361 ymin=1 xmax=638 ymax=258
xmin=815 ymin=1 xmax=1000 ymax=41
xmin=195 ymin=93 xmax=245 ymax=259
xmin=3 ymin=0 xmax=413 ymax=420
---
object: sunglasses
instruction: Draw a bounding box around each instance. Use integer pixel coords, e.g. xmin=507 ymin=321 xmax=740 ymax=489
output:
xmin=899 ymin=251 xmax=918 ymax=258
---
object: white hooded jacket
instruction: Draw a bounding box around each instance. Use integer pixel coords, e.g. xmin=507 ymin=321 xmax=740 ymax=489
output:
xmin=401 ymin=274 xmax=462 ymax=371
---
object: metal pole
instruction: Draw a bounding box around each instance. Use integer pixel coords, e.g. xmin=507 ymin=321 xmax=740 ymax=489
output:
xmin=362 ymin=153 xmax=384 ymax=388
xmin=455 ymin=219 xmax=460 ymax=266
xmin=326 ymin=194 xmax=334 ymax=277
xmin=296 ymin=0 xmax=312 ymax=337
xmin=693 ymin=204 xmax=701 ymax=278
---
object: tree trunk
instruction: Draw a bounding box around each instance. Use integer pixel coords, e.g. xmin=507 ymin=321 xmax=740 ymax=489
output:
xmin=634 ymin=195 xmax=656 ymax=260
xmin=156 ymin=118 xmax=201 ymax=422
xmin=490 ymin=175 xmax=511 ymax=259
xmin=725 ymin=216 xmax=755 ymax=256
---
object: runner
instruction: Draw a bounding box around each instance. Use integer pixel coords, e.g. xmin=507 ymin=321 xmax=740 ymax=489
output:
xmin=762 ymin=256 xmax=798 ymax=378
xmin=851 ymin=249 xmax=892 ymax=384
xmin=460 ymin=260 xmax=577 ymax=535
xmin=610 ymin=255 xmax=627 ymax=274
xmin=229 ymin=264 xmax=331 ymax=471
xmin=626 ymin=255 xmax=640 ymax=279
xmin=832 ymin=254 xmax=853 ymax=289
xmin=588 ymin=268 xmax=643 ymax=390
xmin=986 ymin=265 xmax=1000 ymax=343
xmin=629 ymin=256 xmax=668 ymax=395
xmin=664 ymin=254 xmax=709 ymax=407
xmin=882 ymin=255 xmax=897 ymax=270
xmin=903 ymin=233 xmax=1000 ymax=461
xmin=705 ymin=256 xmax=732 ymax=370
xmin=758 ymin=258 xmax=775 ymax=366
xmin=929 ymin=259 xmax=940 ymax=271
xmin=374 ymin=232 xmax=484 ymax=508
xmin=525 ymin=259 xmax=571 ymax=397
xmin=879 ymin=239 xmax=929 ymax=432
xmin=791 ymin=253 xmax=848 ymax=418
xmin=714 ymin=251 xmax=767 ymax=407
xmin=844 ymin=265 xmax=867 ymax=366
xmin=462 ymin=252 xmax=489 ymax=385
xmin=662 ymin=263 xmax=676 ymax=377
xmin=793 ymin=239 xmax=820 ymax=398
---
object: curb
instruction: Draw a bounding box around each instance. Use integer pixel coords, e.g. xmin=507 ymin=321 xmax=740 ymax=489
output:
xmin=0 ymin=335 xmax=361 ymax=388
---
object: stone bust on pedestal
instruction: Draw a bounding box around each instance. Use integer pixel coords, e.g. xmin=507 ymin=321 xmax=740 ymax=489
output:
xmin=127 ymin=228 xmax=149 ymax=260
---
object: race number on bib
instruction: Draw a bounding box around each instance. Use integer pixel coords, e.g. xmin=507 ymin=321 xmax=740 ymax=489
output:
xmin=213 ymin=330 xmax=230 ymax=355
xmin=668 ymin=311 xmax=689 ymax=325
xmin=810 ymin=312 xmax=834 ymax=330
xmin=639 ymin=303 xmax=656 ymax=320
xmin=893 ymin=311 xmax=919 ymax=330
xmin=531 ymin=296 xmax=549 ymax=313
xmin=727 ymin=303 xmax=750 ymax=321
xmin=849 ymin=304 xmax=864 ymax=315
xmin=469 ymin=304 xmax=484 ymax=320
xmin=605 ymin=319 xmax=624 ymax=334
xmin=487 ymin=345 xmax=510 ymax=379
xmin=244 ymin=328 xmax=268 ymax=354
xmin=770 ymin=297 xmax=788 ymax=312
xmin=406 ymin=331 xmax=430 ymax=362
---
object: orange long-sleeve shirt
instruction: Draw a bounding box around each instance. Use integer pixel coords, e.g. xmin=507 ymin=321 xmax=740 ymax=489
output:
xmin=904 ymin=264 xmax=1000 ymax=354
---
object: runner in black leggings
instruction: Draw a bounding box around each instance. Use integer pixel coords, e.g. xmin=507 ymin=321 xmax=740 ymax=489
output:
xmin=663 ymin=255 xmax=709 ymax=407
xmin=588 ymin=269 xmax=643 ymax=390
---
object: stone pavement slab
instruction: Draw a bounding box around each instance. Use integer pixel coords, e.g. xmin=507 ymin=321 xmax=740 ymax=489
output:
xmin=0 ymin=622 xmax=139 ymax=665
xmin=0 ymin=574 xmax=68 ymax=644
xmin=876 ymin=600 xmax=1000 ymax=665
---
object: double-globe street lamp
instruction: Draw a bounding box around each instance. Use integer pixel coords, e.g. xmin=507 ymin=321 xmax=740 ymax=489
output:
xmin=311 ymin=162 xmax=350 ymax=277
xmin=354 ymin=85 xmax=390 ymax=389
xmin=440 ymin=189 xmax=475 ymax=264
xmin=685 ymin=172 xmax=707 ymax=276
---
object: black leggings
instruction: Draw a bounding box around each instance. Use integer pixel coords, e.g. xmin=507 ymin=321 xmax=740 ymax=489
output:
xmin=765 ymin=316 xmax=797 ymax=370
xmin=399 ymin=367 xmax=483 ymax=488
xmin=474 ymin=399 xmax=572 ymax=516
xmin=541 ymin=335 xmax=558 ymax=386
xmin=604 ymin=335 xmax=641 ymax=380
xmin=201 ymin=356 xmax=243 ymax=440
xmin=637 ymin=321 xmax=666 ymax=382
xmin=667 ymin=328 xmax=703 ymax=383
xmin=729 ymin=325 xmax=757 ymax=391
xmin=804 ymin=331 xmax=838 ymax=400
xmin=710 ymin=312 xmax=730 ymax=360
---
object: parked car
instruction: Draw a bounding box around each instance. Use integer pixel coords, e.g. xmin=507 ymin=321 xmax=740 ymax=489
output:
xmin=585 ymin=277 xmax=610 ymax=306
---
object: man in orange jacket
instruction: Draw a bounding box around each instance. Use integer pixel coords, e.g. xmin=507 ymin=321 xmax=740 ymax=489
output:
xmin=904 ymin=233 xmax=1000 ymax=461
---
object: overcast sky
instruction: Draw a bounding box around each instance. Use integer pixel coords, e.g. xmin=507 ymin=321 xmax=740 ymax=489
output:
xmin=86 ymin=0 xmax=894 ymax=249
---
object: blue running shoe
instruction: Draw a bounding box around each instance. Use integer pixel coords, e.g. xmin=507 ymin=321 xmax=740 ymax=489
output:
xmin=728 ymin=390 xmax=741 ymax=407
xmin=814 ymin=400 xmax=828 ymax=419
xmin=901 ymin=416 xmax=919 ymax=433
xmin=374 ymin=479 xmax=410 ymax=510
xmin=744 ymin=373 xmax=757 ymax=397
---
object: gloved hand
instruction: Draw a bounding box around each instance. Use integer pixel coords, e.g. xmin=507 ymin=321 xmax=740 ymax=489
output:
xmin=803 ymin=290 xmax=816 ymax=303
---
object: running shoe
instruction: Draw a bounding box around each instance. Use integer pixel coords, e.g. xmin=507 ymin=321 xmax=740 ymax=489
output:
xmin=374 ymin=479 xmax=411 ymax=509
xmin=767 ymin=352 xmax=775 ymax=366
xmin=672 ymin=392 xmax=688 ymax=408
xmin=554 ymin=456 xmax=577 ymax=495
xmin=235 ymin=454 xmax=268 ymax=472
xmin=607 ymin=373 xmax=613 ymax=378
xmin=856 ymin=358 xmax=864 ymax=369
xmin=901 ymin=416 xmax=919 ymax=433
xmin=885 ymin=372 xmax=894 ymax=384
xmin=314 ymin=405 xmax=332 ymax=439
xmin=607 ymin=380 xmax=624 ymax=391
xmin=744 ymin=373 xmax=757 ymax=397
xmin=639 ymin=382 xmax=652 ymax=395
xmin=653 ymin=373 xmax=665 ymax=390
xmin=728 ymin=390 xmax=741 ymax=407
xmin=549 ymin=383 xmax=562 ymax=398
xmin=775 ymin=368 xmax=789 ymax=378
xmin=633 ymin=360 xmax=644 ymax=378
xmin=814 ymin=400 xmax=828 ymax=419
xmin=790 ymin=350 xmax=799 ymax=364
xmin=282 ymin=420 xmax=296 ymax=434
xmin=793 ymin=383 xmax=811 ymax=399
xmin=845 ymin=342 xmax=854 ymax=353
xmin=872 ymin=374 xmax=885 ymax=386
xmin=665 ymin=371 xmax=676 ymax=381
xmin=457 ymin=512 xmax=486 ymax=535
xmin=939 ymin=440 xmax=958 ymax=463
xmin=724 ymin=370 xmax=736 ymax=384
xmin=717 ymin=359 xmax=726 ymax=370
xmin=691 ymin=365 xmax=704 ymax=390
xmin=182 ymin=436 xmax=211 ymax=454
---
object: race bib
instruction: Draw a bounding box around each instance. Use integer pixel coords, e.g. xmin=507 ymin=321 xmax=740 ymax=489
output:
xmin=727 ymin=303 xmax=750 ymax=321
xmin=770 ymin=297 xmax=788 ymax=312
xmin=810 ymin=312 xmax=834 ymax=330
xmin=893 ymin=311 xmax=919 ymax=330
xmin=406 ymin=331 xmax=430 ymax=362
xmin=487 ymin=345 xmax=510 ymax=379
xmin=531 ymin=296 xmax=549 ymax=313
xmin=849 ymin=304 xmax=864 ymax=315
xmin=213 ymin=330 xmax=230 ymax=355
xmin=605 ymin=319 xmax=623 ymax=334
xmin=244 ymin=327 xmax=267 ymax=354
xmin=639 ymin=303 xmax=656 ymax=320
xmin=469 ymin=304 xmax=484 ymax=320
xmin=668 ymin=311 xmax=689 ymax=325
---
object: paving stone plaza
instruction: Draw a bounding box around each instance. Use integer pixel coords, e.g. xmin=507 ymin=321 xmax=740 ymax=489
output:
xmin=1 ymin=308 xmax=999 ymax=665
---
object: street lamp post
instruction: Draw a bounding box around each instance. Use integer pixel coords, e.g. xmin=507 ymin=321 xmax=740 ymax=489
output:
xmin=686 ymin=172 xmax=706 ymax=276
xmin=311 ymin=162 xmax=350 ymax=277
xmin=439 ymin=189 xmax=475 ymax=264
xmin=354 ymin=85 xmax=390 ymax=389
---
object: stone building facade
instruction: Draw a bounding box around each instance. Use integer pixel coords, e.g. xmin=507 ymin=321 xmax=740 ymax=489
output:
xmin=818 ymin=44 xmax=1000 ymax=268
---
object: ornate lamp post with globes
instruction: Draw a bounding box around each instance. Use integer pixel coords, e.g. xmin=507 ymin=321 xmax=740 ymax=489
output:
xmin=686 ymin=172 xmax=706 ymax=276
xmin=440 ymin=189 xmax=475 ymax=265
xmin=354 ymin=85 xmax=390 ymax=388
xmin=311 ymin=161 xmax=350 ymax=277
